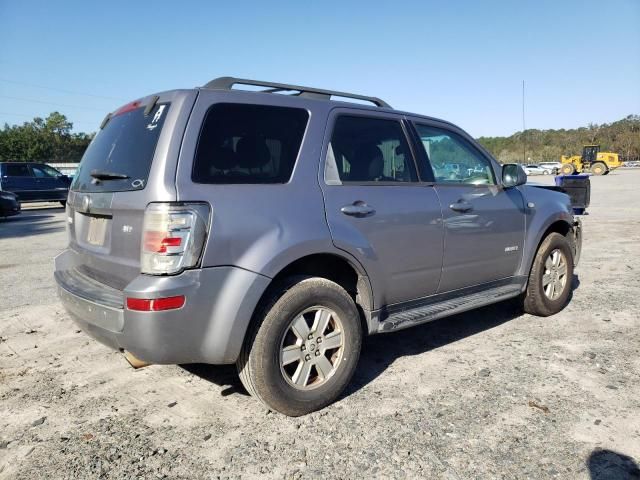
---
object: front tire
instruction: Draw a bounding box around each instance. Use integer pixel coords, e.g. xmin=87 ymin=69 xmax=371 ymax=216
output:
xmin=524 ymin=233 xmax=574 ymax=316
xmin=591 ymin=162 xmax=607 ymax=175
xmin=560 ymin=164 xmax=575 ymax=175
xmin=237 ymin=276 xmax=362 ymax=416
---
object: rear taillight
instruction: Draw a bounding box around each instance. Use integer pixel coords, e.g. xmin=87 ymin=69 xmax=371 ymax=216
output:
xmin=141 ymin=202 xmax=210 ymax=275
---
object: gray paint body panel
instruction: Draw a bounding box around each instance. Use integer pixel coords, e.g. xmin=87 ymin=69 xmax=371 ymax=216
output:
xmin=318 ymin=108 xmax=445 ymax=307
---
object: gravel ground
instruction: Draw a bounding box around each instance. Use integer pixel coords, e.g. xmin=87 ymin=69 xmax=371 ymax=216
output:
xmin=1 ymin=171 xmax=639 ymax=479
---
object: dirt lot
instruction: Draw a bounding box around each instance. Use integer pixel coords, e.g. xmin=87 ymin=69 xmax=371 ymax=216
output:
xmin=1 ymin=170 xmax=639 ymax=479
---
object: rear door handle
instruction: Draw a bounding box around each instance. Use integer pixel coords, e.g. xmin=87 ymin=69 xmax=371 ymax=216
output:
xmin=341 ymin=201 xmax=375 ymax=218
xmin=449 ymin=201 xmax=473 ymax=213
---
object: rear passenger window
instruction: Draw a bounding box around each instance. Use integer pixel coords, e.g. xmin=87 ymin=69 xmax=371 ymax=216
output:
xmin=325 ymin=115 xmax=417 ymax=184
xmin=5 ymin=164 xmax=31 ymax=177
xmin=192 ymin=104 xmax=309 ymax=184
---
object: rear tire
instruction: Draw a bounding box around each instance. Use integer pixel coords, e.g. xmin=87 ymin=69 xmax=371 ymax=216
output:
xmin=237 ymin=276 xmax=362 ymax=416
xmin=591 ymin=162 xmax=606 ymax=175
xmin=523 ymin=233 xmax=574 ymax=317
xmin=560 ymin=164 xmax=575 ymax=175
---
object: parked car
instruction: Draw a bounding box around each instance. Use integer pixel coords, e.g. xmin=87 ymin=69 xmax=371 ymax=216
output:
xmin=539 ymin=162 xmax=563 ymax=174
xmin=0 ymin=190 xmax=21 ymax=218
xmin=524 ymin=164 xmax=550 ymax=175
xmin=54 ymin=77 xmax=582 ymax=416
xmin=0 ymin=162 xmax=72 ymax=205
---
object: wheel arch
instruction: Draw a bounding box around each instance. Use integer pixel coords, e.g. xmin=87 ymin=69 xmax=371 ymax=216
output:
xmin=522 ymin=218 xmax=574 ymax=277
xmin=248 ymin=252 xmax=375 ymax=341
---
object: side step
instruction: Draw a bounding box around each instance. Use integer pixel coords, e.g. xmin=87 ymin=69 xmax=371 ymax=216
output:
xmin=378 ymin=282 xmax=524 ymax=333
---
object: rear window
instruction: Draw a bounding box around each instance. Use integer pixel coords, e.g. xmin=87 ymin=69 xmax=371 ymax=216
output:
xmin=71 ymin=103 xmax=170 ymax=192
xmin=192 ymin=103 xmax=309 ymax=184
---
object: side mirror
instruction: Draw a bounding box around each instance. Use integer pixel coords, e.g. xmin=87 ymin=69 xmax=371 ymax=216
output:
xmin=502 ymin=163 xmax=527 ymax=188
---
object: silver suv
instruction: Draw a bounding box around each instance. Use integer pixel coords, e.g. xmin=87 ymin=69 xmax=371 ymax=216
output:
xmin=55 ymin=77 xmax=582 ymax=416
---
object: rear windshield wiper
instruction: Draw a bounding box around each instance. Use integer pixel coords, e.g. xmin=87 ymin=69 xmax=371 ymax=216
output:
xmin=90 ymin=169 xmax=130 ymax=181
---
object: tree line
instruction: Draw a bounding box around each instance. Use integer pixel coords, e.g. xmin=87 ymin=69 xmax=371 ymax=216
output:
xmin=0 ymin=112 xmax=93 ymax=163
xmin=1 ymin=112 xmax=638 ymax=164
xmin=477 ymin=114 xmax=640 ymax=164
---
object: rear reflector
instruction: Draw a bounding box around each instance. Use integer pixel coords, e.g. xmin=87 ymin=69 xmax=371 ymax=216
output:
xmin=126 ymin=295 xmax=185 ymax=312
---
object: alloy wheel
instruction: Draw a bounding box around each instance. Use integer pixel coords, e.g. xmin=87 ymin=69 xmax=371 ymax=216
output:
xmin=543 ymin=249 xmax=568 ymax=300
xmin=279 ymin=307 xmax=344 ymax=390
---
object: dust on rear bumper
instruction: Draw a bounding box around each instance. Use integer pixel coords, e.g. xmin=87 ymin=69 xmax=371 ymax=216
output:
xmin=54 ymin=249 xmax=270 ymax=364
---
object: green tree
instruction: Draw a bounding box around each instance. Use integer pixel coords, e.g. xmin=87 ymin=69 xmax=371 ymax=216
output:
xmin=0 ymin=112 xmax=92 ymax=162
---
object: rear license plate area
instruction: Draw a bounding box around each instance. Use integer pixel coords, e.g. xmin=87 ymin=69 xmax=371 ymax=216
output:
xmin=87 ymin=217 xmax=108 ymax=246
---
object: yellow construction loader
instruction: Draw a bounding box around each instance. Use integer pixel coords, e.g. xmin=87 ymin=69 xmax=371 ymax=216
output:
xmin=560 ymin=145 xmax=623 ymax=175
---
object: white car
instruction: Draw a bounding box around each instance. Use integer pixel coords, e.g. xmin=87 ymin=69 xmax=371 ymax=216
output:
xmin=524 ymin=164 xmax=550 ymax=175
xmin=539 ymin=162 xmax=562 ymax=174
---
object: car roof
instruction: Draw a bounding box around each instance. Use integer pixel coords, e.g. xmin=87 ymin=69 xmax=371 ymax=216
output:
xmin=0 ymin=161 xmax=47 ymax=165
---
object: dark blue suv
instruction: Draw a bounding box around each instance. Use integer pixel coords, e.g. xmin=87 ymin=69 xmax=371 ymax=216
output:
xmin=0 ymin=162 xmax=72 ymax=205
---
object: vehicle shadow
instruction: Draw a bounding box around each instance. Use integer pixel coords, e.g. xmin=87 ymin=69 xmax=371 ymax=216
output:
xmin=346 ymin=297 xmax=525 ymax=396
xmin=182 ymin=297 xmax=527 ymax=399
xmin=0 ymin=210 xmax=65 ymax=239
xmin=183 ymin=275 xmax=581 ymax=403
xmin=587 ymin=448 xmax=640 ymax=479
xmin=181 ymin=363 xmax=247 ymax=397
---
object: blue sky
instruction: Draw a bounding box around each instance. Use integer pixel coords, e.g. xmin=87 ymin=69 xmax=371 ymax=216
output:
xmin=1 ymin=0 xmax=638 ymax=137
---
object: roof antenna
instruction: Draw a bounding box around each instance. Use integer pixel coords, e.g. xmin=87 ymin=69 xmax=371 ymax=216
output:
xmin=522 ymin=80 xmax=526 ymax=164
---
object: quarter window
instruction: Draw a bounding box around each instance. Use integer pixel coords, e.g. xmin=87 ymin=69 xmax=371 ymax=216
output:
xmin=325 ymin=116 xmax=417 ymax=184
xmin=192 ymin=103 xmax=309 ymax=184
xmin=413 ymin=124 xmax=495 ymax=185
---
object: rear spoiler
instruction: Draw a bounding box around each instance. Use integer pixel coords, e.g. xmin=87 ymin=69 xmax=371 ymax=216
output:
xmin=99 ymin=95 xmax=160 ymax=130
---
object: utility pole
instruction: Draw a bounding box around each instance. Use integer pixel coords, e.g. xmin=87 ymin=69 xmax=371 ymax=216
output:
xmin=522 ymin=80 xmax=526 ymax=164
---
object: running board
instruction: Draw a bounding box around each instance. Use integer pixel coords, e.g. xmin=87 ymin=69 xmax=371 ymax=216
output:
xmin=377 ymin=281 xmax=524 ymax=333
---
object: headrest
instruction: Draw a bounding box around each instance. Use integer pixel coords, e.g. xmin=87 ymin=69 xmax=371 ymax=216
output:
xmin=236 ymin=137 xmax=271 ymax=169
xmin=351 ymin=144 xmax=384 ymax=181
xmin=210 ymin=145 xmax=237 ymax=170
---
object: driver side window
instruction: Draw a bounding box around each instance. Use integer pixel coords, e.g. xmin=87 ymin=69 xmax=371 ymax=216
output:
xmin=413 ymin=124 xmax=495 ymax=185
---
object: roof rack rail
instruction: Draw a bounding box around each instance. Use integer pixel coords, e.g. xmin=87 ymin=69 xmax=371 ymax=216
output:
xmin=203 ymin=76 xmax=391 ymax=108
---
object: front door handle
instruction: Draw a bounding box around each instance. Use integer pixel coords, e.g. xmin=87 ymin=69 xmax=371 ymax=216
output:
xmin=341 ymin=201 xmax=375 ymax=218
xmin=449 ymin=201 xmax=473 ymax=213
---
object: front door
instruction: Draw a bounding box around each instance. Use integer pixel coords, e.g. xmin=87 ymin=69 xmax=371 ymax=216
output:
xmin=410 ymin=122 xmax=525 ymax=293
xmin=31 ymin=164 xmax=67 ymax=201
xmin=320 ymin=111 xmax=444 ymax=308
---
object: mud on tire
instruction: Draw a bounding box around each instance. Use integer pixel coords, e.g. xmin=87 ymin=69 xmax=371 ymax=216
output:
xmin=237 ymin=276 xmax=363 ymax=416
xmin=523 ymin=232 xmax=574 ymax=317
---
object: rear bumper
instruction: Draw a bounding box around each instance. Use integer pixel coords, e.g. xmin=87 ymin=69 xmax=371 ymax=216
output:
xmin=54 ymin=249 xmax=270 ymax=364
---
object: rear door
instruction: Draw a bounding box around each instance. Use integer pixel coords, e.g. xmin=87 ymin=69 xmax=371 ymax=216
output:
xmin=410 ymin=121 xmax=525 ymax=293
xmin=65 ymin=91 xmax=196 ymax=290
xmin=320 ymin=110 xmax=444 ymax=308
xmin=1 ymin=163 xmax=36 ymax=201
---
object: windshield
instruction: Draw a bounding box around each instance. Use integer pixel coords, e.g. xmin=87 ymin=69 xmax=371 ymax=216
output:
xmin=71 ymin=103 xmax=170 ymax=192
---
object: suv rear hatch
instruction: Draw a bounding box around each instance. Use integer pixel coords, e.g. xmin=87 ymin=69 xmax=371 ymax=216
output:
xmin=65 ymin=91 xmax=196 ymax=291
